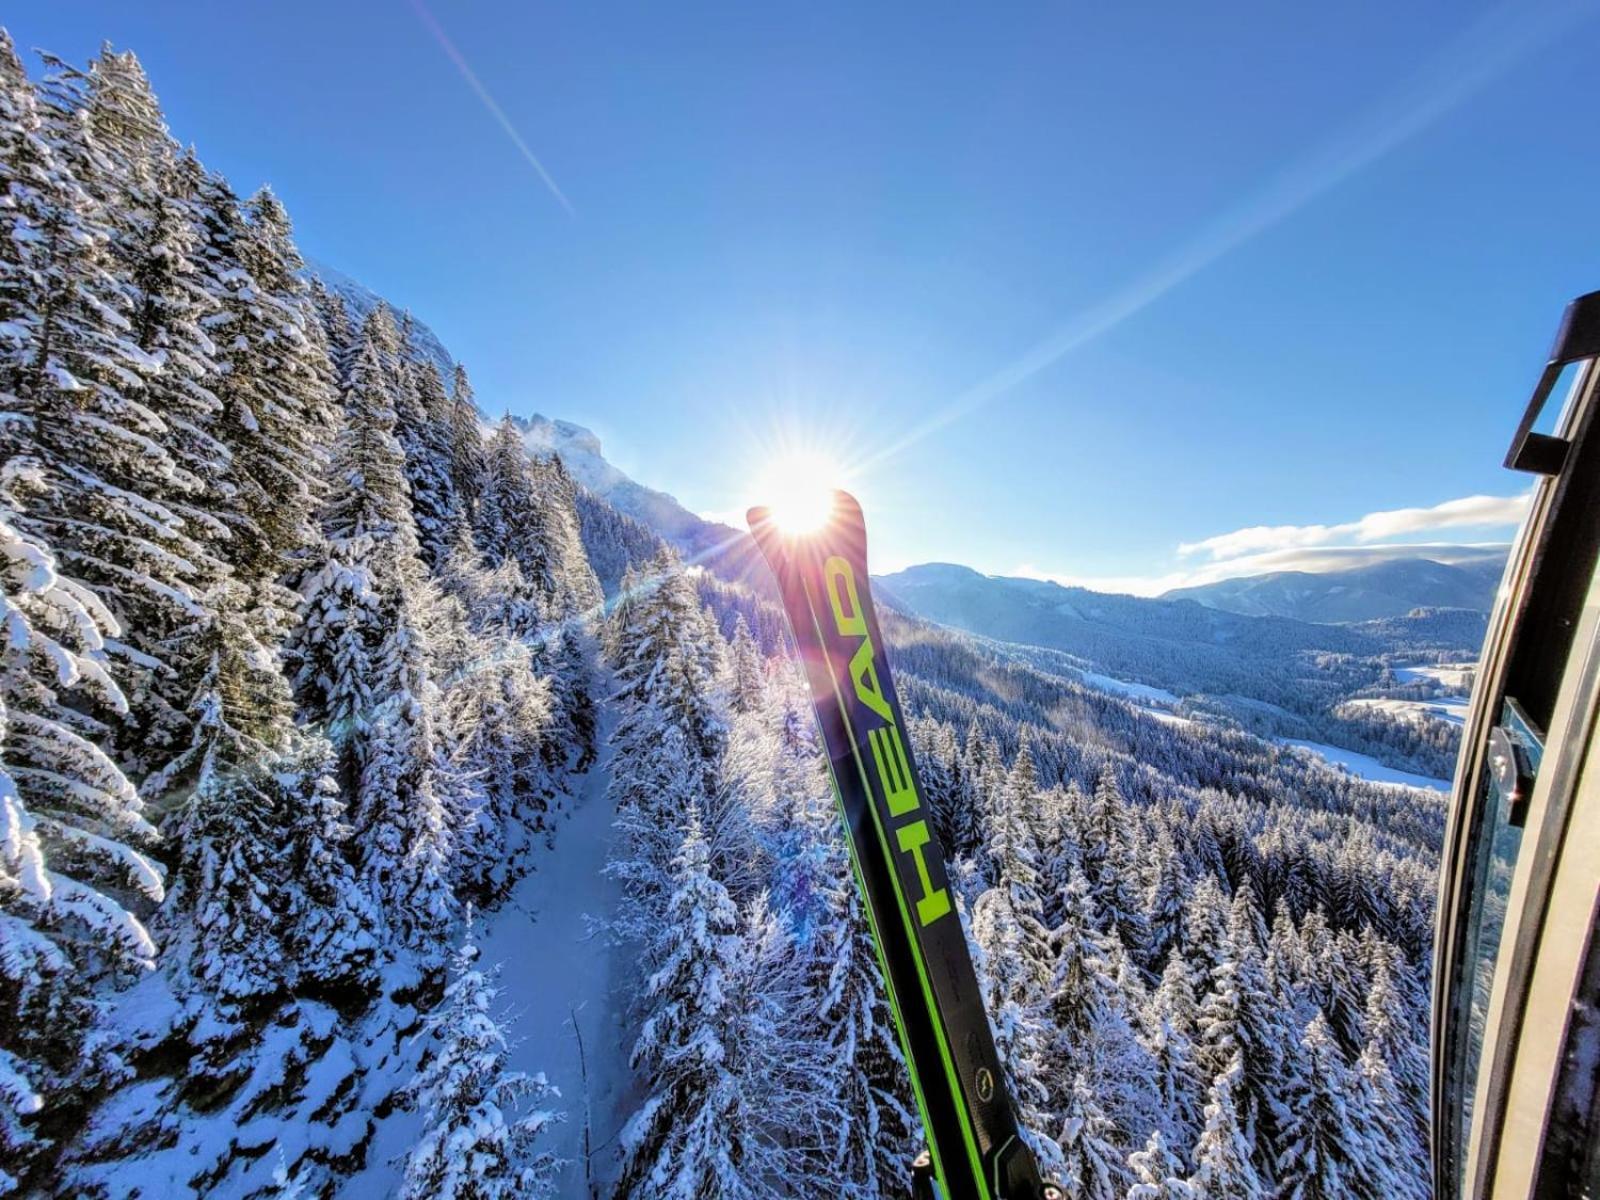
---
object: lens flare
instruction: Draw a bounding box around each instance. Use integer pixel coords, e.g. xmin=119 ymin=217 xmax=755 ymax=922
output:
xmin=756 ymin=451 xmax=839 ymax=534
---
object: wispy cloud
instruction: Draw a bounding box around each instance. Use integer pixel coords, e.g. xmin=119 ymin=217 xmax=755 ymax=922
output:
xmin=860 ymin=0 xmax=1597 ymax=473
xmin=1179 ymin=493 xmax=1531 ymax=561
xmin=409 ymin=0 xmax=575 ymax=216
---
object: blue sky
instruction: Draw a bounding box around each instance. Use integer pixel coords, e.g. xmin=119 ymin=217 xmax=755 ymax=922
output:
xmin=17 ymin=1 xmax=1600 ymax=591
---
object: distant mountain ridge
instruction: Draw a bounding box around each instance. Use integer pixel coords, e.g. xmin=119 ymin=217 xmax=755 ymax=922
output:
xmin=1161 ymin=549 xmax=1506 ymax=621
xmin=506 ymin=413 xmax=744 ymax=562
xmin=310 ymin=265 xmax=1503 ymax=629
xmin=871 ymin=560 xmax=1482 ymax=721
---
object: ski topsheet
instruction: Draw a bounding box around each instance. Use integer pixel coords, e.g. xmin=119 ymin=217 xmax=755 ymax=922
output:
xmin=749 ymin=491 xmax=1048 ymax=1200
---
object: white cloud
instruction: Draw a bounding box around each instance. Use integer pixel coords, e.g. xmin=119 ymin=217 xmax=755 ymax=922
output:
xmin=1176 ymin=493 xmax=1531 ymax=562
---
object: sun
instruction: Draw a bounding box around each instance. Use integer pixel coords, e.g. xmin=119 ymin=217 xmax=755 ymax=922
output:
xmin=754 ymin=450 xmax=842 ymax=534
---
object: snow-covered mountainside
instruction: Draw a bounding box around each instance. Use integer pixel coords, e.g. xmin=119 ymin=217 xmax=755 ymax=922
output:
xmin=1162 ymin=549 xmax=1506 ymax=622
xmin=305 ymin=259 xmax=456 ymax=384
xmin=2 ymin=33 xmax=1441 ymax=1200
xmin=506 ymin=412 xmax=747 ymax=566
xmin=305 ymin=264 xmax=748 ymax=577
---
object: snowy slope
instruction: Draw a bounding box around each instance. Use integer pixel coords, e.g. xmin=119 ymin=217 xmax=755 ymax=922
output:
xmin=305 ymin=260 xmax=456 ymax=385
xmin=1276 ymin=738 xmax=1450 ymax=791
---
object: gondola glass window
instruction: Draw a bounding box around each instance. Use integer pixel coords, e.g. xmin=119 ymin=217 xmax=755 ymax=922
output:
xmin=1451 ymin=701 xmax=1542 ymax=1194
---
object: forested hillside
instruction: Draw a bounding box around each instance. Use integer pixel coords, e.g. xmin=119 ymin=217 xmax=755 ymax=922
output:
xmin=0 ymin=32 xmax=1440 ymax=1200
xmin=0 ymin=35 xmax=598 ymax=1196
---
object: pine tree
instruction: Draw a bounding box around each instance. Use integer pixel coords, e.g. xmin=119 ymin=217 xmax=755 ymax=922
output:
xmin=606 ymin=553 xmax=724 ymax=762
xmin=1127 ymin=1130 xmax=1194 ymax=1200
xmin=0 ymin=35 xmax=218 ymax=773
xmin=614 ymin=811 xmax=758 ymax=1199
xmin=292 ymin=328 xmax=400 ymax=773
xmin=1274 ymin=1014 xmax=1369 ymax=1200
xmin=1144 ymin=830 xmax=1189 ymax=970
xmin=810 ymin=873 xmax=919 ymax=1198
xmin=434 ymin=544 xmax=557 ymax=901
xmin=402 ymin=915 xmax=564 ymax=1200
xmin=293 ymin=319 xmax=451 ymax=939
xmin=477 ymin=418 xmax=554 ymax=598
xmin=971 ymin=886 xmax=1053 ymax=1141
xmin=397 ymin=352 xmax=461 ymax=571
xmin=359 ymin=590 xmax=454 ymax=940
xmin=1045 ymin=872 xmax=1157 ymax=1138
xmin=1188 ymin=1057 xmax=1263 ymax=1200
xmin=307 ymin=276 xmax=356 ymax=388
xmin=446 ymin=364 xmax=485 ymax=521
xmin=1056 ymin=1073 xmax=1129 ymax=1200
xmin=727 ymin=616 xmax=765 ymax=715
xmin=1147 ymin=953 xmax=1203 ymax=1154
xmin=0 ymin=485 xmax=162 ymax=1182
xmin=530 ymin=453 xmax=602 ymax=620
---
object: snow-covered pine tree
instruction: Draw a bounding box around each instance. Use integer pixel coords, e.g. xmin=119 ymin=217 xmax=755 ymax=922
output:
xmin=1187 ymin=1057 xmax=1263 ymax=1200
xmin=359 ymin=569 xmax=454 ymax=941
xmin=1144 ymin=829 xmax=1189 ymax=971
xmin=0 ymin=35 xmax=221 ymax=777
xmin=1274 ymin=1013 xmax=1377 ymax=1200
xmin=1146 ymin=952 xmax=1203 ymax=1155
xmin=1181 ymin=873 xmax=1229 ymax=992
xmin=809 ymin=869 xmax=920 ymax=1198
xmin=1055 ymin=1073 xmax=1129 ymax=1200
xmin=1045 ymin=871 xmax=1158 ymax=1142
xmin=477 ymin=418 xmax=554 ymax=598
xmin=727 ymin=616 xmax=765 ymax=715
xmin=1351 ymin=1034 xmax=1422 ymax=1200
xmin=294 ymin=317 xmax=453 ymax=940
xmin=431 ymin=544 xmax=556 ymax=901
xmin=401 ymin=358 xmax=464 ymax=570
xmin=982 ymin=744 xmax=1050 ymax=957
xmin=307 ymin=277 xmax=357 ymax=390
xmin=0 ymin=483 xmax=163 ymax=1186
xmin=446 ymin=364 xmax=485 ymax=523
xmin=1126 ymin=1130 xmax=1194 ymax=1200
xmin=403 ymin=914 xmax=563 ymax=1200
xmin=614 ymin=810 xmax=758 ymax=1199
xmin=606 ymin=552 xmax=725 ymax=763
xmin=971 ymin=884 xmax=1056 ymax=1167
xmin=154 ymin=580 xmax=378 ymax=1004
xmin=206 ymin=183 xmax=333 ymax=647
xmin=520 ymin=452 xmax=595 ymax=613
xmin=291 ymin=326 xmax=399 ymax=775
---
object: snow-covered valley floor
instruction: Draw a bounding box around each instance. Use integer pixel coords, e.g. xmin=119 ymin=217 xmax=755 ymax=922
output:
xmin=343 ymin=705 xmax=631 ymax=1199
xmin=1275 ymin=737 xmax=1450 ymax=792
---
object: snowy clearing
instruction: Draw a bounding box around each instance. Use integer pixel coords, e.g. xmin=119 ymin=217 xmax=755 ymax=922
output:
xmin=1076 ymin=670 xmax=1180 ymax=706
xmin=1395 ymin=663 xmax=1476 ymax=690
xmin=1277 ymin=737 xmax=1449 ymax=792
xmin=1344 ymin=695 xmax=1469 ymax=727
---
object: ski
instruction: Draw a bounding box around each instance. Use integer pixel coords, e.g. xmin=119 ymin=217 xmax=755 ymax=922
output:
xmin=749 ymin=490 xmax=1054 ymax=1200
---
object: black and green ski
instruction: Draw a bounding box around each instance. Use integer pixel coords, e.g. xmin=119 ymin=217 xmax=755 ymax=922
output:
xmin=749 ymin=490 xmax=1052 ymax=1200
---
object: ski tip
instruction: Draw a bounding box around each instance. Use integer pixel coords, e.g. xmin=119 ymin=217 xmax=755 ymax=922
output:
xmin=746 ymin=490 xmax=867 ymax=572
xmin=746 ymin=489 xmax=861 ymax=536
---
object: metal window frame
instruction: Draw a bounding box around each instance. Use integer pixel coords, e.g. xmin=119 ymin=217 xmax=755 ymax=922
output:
xmin=1434 ymin=295 xmax=1600 ymax=1200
